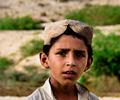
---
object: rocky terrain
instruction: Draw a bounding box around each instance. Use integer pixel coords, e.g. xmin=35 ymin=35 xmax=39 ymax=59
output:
xmin=0 ymin=0 xmax=120 ymax=22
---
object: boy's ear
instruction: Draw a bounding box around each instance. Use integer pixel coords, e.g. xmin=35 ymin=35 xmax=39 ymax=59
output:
xmin=39 ymin=52 xmax=49 ymax=69
xmin=85 ymin=57 xmax=93 ymax=71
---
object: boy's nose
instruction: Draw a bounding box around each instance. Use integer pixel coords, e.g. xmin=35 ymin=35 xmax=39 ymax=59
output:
xmin=65 ymin=52 xmax=76 ymax=67
xmin=66 ymin=62 xmax=76 ymax=67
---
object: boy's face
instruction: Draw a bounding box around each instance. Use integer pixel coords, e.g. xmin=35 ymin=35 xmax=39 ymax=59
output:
xmin=41 ymin=35 xmax=91 ymax=86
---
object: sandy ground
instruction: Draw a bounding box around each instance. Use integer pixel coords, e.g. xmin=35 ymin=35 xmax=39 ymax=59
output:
xmin=0 ymin=97 xmax=26 ymax=100
xmin=0 ymin=96 xmax=120 ymax=100
xmin=0 ymin=30 xmax=41 ymax=56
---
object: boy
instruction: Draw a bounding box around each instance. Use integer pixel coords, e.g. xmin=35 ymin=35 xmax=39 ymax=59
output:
xmin=27 ymin=19 xmax=99 ymax=100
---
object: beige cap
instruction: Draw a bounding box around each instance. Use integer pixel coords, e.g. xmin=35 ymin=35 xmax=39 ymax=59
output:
xmin=42 ymin=19 xmax=93 ymax=45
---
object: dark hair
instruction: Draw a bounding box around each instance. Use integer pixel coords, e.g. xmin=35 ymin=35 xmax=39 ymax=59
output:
xmin=43 ymin=26 xmax=93 ymax=59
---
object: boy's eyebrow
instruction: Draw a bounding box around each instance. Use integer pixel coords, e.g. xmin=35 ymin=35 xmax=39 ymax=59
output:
xmin=56 ymin=48 xmax=69 ymax=51
xmin=74 ymin=50 xmax=86 ymax=55
xmin=57 ymin=48 xmax=86 ymax=52
xmin=74 ymin=50 xmax=86 ymax=52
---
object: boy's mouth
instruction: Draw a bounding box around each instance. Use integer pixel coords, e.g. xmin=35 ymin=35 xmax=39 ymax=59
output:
xmin=62 ymin=71 xmax=77 ymax=78
xmin=63 ymin=71 xmax=76 ymax=74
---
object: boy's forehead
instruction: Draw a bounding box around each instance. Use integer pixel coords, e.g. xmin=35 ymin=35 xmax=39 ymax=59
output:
xmin=52 ymin=35 xmax=87 ymax=50
xmin=55 ymin=48 xmax=87 ymax=54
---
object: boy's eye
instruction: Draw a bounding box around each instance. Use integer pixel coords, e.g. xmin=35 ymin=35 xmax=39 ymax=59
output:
xmin=56 ymin=50 xmax=67 ymax=57
xmin=75 ymin=51 xmax=85 ymax=58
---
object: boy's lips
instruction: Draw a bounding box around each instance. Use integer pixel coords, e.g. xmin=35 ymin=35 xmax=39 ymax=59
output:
xmin=62 ymin=71 xmax=77 ymax=78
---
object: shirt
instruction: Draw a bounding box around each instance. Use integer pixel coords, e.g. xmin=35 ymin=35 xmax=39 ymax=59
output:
xmin=27 ymin=78 xmax=99 ymax=100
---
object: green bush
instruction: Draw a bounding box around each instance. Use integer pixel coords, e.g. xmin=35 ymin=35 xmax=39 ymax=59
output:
xmin=20 ymin=39 xmax=44 ymax=57
xmin=7 ymin=70 xmax=49 ymax=83
xmin=65 ymin=5 xmax=120 ymax=26
xmin=0 ymin=57 xmax=13 ymax=71
xmin=30 ymin=71 xmax=49 ymax=84
xmin=91 ymin=33 xmax=120 ymax=79
xmin=25 ymin=65 xmax=38 ymax=73
xmin=79 ymin=76 xmax=87 ymax=84
xmin=0 ymin=16 xmax=41 ymax=30
xmin=8 ymin=71 xmax=30 ymax=82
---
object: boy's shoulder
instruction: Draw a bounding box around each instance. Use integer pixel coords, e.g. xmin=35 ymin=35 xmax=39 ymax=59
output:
xmin=27 ymin=78 xmax=55 ymax=100
xmin=88 ymin=92 xmax=99 ymax=100
xmin=27 ymin=88 xmax=42 ymax=100
xmin=76 ymin=83 xmax=99 ymax=100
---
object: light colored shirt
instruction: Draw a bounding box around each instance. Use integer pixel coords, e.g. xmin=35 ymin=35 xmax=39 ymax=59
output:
xmin=27 ymin=78 xmax=99 ymax=100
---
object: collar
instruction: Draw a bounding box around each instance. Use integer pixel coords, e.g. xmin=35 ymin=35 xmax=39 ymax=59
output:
xmin=41 ymin=78 xmax=89 ymax=100
xmin=41 ymin=78 xmax=56 ymax=100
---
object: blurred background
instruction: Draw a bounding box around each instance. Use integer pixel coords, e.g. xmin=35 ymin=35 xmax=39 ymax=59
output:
xmin=0 ymin=0 xmax=120 ymax=99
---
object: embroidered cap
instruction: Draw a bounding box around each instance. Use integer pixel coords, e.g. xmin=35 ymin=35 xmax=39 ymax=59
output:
xmin=42 ymin=19 xmax=93 ymax=45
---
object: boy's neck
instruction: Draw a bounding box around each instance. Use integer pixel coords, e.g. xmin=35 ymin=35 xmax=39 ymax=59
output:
xmin=49 ymin=77 xmax=77 ymax=96
xmin=51 ymin=83 xmax=77 ymax=100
